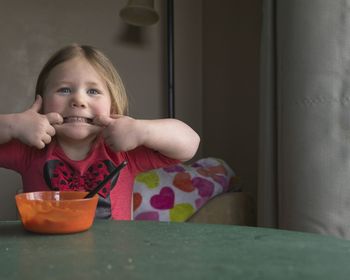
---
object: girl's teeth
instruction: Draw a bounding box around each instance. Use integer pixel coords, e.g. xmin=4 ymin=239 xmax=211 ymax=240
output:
xmin=63 ymin=117 xmax=92 ymax=123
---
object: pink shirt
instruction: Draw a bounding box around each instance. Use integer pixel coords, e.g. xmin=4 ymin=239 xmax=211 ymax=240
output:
xmin=0 ymin=137 xmax=179 ymax=220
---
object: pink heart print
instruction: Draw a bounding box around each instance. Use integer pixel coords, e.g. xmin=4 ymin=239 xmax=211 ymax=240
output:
xmin=150 ymin=186 xmax=175 ymax=209
xmin=192 ymin=177 xmax=214 ymax=197
xmin=195 ymin=197 xmax=209 ymax=209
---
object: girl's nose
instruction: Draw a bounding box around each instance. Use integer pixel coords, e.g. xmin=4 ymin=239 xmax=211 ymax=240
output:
xmin=70 ymin=92 xmax=87 ymax=108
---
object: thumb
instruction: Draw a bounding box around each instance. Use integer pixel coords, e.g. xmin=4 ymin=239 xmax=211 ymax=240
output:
xmin=30 ymin=95 xmax=43 ymax=112
xmin=93 ymin=115 xmax=114 ymax=127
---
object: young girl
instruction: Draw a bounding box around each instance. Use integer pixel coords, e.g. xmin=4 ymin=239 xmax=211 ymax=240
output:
xmin=0 ymin=44 xmax=200 ymax=220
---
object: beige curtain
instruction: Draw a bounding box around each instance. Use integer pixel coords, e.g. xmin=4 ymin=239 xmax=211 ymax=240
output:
xmin=258 ymin=0 xmax=350 ymax=239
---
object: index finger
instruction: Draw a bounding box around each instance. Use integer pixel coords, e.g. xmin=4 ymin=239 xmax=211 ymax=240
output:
xmin=46 ymin=112 xmax=63 ymax=125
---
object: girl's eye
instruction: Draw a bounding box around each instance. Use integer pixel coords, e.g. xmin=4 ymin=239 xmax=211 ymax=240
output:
xmin=87 ymin=89 xmax=99 ymax=95
xmin=58 ymin=87 xmax=71 ymax=94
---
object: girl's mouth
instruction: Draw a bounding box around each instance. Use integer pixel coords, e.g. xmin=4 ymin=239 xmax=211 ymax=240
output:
xmin=63 ymin=117 xmax=93 ymax=124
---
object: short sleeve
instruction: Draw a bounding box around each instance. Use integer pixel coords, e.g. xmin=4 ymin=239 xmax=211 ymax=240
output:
xmin=0 ymin=140 xmax=31 ymax=172
xmin=123 ymin=146 xmax=180 ymax=175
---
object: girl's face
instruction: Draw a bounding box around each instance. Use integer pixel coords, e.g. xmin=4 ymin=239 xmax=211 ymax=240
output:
xmin=43 ymin=56 xmax=112 ymax=143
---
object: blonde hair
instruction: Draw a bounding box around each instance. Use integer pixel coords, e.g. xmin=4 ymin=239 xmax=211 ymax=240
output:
xmin=35 ymin=44 xmax=128 ymax=115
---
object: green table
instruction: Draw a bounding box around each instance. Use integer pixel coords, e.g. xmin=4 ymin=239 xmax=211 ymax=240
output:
xmin=1 ymin=220 xmax=350 ymax=280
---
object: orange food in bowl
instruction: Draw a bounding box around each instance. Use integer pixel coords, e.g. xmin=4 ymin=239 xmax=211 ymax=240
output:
xmin=15 ymin=191 xmax=98 ymax=234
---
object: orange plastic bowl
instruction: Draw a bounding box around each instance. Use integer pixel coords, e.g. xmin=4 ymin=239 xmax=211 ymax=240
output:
xmin=15 ymin=191 xmax=98 ymax=234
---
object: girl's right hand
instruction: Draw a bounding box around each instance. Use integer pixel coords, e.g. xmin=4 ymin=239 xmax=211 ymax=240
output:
xmin=13 ymin=95 xmax=63 ymax=149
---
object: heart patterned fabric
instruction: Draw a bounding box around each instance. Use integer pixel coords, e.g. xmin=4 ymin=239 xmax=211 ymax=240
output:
xmin=133 ymin=157 xmax=239 ymax=222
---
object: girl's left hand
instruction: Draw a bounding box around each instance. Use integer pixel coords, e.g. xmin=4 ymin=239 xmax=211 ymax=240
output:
xmin=93 ymin=115 xmax=144 ymax=152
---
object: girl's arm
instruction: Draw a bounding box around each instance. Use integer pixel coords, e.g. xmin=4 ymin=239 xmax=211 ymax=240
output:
xmin=95 ymin=115 xmax=200 ymax=162
xmin=0 ymin=114 xmax=17 ymax=145
xmin=137 ymin=118 xmax=200 ymax=161
xmin=0 ymin=96 xmax=62 ymax=148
